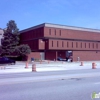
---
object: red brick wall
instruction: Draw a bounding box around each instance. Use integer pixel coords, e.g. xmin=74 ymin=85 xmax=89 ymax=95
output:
xmin=20 ymin=27 xmax=44 ymax=41
xmin=45 ymin=51 xmax=57 ymax=60
xmin=44 ymin=27 xmax=100 ymax=41
xmin=38 ymin=39 xmax=45 ymax=50
xmin=73 ymin=51 xmax=100 ymax=61
xmin=21 ymin=40 xmax=39 ymax=51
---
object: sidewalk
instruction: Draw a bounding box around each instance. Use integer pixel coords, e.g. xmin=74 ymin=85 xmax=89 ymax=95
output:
xmin=0 ymin=61 xmax=100 ymax=74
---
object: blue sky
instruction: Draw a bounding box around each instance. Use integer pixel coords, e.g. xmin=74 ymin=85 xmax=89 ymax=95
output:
xmin=0 ymin=0 xmax=100 ymax=30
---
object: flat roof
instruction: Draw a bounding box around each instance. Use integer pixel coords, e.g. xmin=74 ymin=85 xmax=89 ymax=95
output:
xmin=20 ymin=23 xmax=100 ymax=33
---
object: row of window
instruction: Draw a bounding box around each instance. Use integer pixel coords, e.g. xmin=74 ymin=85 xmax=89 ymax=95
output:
xmin=52 ymin=41 xmax=98 ymax=49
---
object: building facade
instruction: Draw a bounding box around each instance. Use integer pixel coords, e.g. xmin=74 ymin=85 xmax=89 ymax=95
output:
xmin=20 ymin=23 xmax=100 ymax=61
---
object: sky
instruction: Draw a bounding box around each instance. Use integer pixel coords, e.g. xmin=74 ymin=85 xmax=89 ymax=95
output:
xmin=0 ymin=0 xmax=100 ymax=30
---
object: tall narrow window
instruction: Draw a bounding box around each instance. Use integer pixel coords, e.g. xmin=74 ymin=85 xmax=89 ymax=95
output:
xmin=85 ymin=43 xmax=86 ymax=48
xmin=93 ymin=43 xmax=94 ymax=48
xmin=55 ymin=30 xmax=56 ymax=35
xmin=49 ymin=29 xmax=51 ymax=35
xmin=76 ymin=42 xmax=78 ymax=48
xmin=59 ymin=30 xmax=61 ymax=36
xmin=57 ymin=41 xmax=58 ymax=47
xmin=72 ymin=42 xmax=73 ymax=48
xmin=89 ymin=43 xmax=90 ymax=48
xmin=81 ymin=42 xmax=82 ymax=48
xmin=52 ymin=41 xmax=53 ymax=47
xmin=67 ymin=42 xmax=69 ymax=47
xmin=62 ymin=41 xmax=64 ymax=47
xmin=96 ymin=43 xmax=98 ymax=49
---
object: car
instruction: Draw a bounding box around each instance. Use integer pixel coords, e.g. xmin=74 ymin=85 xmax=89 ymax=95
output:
xmin=57 ymin=57 xmax=65 ymax=61
xmin=66 ymin=56 xmax=73 ymax=62
xmin=0 ymin=57 xmax=15 ymax=65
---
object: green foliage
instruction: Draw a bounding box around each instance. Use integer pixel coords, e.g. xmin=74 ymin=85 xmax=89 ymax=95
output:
xmin=0 ymin=46 xmax=4 ymax=56
xmin=1 ymin=20 xmax=31 ymax=57
xmin=15 ymin=44 xmax=31 ymax=56
xmin=6 ymin=20 xmax=19 ymax=34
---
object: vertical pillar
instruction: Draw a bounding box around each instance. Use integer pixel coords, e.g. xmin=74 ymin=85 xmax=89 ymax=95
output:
xmin=55 ymin=51 xmax=58 ymax=61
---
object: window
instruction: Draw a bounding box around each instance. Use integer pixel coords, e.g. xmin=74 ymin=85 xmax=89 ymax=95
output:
xmin=96 ymin=43 xmax=98 ymax=49
xmin=93 ymin=43 xmax=94 ymax=48
xmin=85 ymin=43 xmax=86 ymax=48
xmin=52 ymin=41 xmax=53 ymax=47
xmin=49 ymin=29 xmax=51 ymax=35
xmin=72 ymin=42 xmax=73 ymax=48
xmin=81 ymin=42 xmax=82 ymax=48
xmin=89 ymin=43 xmax=90 ymax=48
xmin=57 ymin=41 xmax=58 ymax=47
xmin=62 ymin=41 xmax=64 ymax=47
xmin=76 ymin=42 xmax=78 ymax=48
xmin=67 ymin=42 xmax=69 ymax=47
xmin=55 ymin=30 xmax=56 ymax=35
xmin=59 ymin=30 xmax=61 ymax=36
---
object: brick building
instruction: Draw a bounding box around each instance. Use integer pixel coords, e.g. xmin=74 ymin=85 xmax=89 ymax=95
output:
xmin=20 ymin=23 xmax=100 ymax=61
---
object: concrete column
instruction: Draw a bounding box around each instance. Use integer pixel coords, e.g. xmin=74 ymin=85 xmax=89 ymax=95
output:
xmin=55 ymin=51 xmax=58 ymax=60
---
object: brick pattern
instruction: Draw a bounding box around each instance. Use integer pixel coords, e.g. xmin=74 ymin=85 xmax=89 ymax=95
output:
xmin=73 ymin=51 xmax=100 ymax=61
xmin=44 ymin=27 xmax=100 ymax=41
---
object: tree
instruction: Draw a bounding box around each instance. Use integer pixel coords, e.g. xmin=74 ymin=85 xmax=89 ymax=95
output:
xmin=1 ymin=20 xmax=20 ymax=55
xmin=6 ymin=20 xmax=19 ymax=34
xmin=1 ymin=20 xmax=31 ymax=59
xmin=0 ymin=46 xmax=4 ymax=56
xmin=15 ymin=44 xmax=31 ymax=56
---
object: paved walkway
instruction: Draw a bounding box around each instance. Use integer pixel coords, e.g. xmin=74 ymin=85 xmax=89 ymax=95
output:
xmin=0 ymin=61 xmax=100 ymax=74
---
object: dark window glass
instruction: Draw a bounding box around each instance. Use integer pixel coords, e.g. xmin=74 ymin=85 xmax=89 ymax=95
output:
xmin=85 ymin=43 xmax=86 ymax=48
xmin=93 ymin=43 xmax=94 ymax=48
xmin=52 ymin=41 xmax=53 ymax=47
xmin=62 ymin=41 xmax=64 ymax=47
xmin=49 ymin=29 xmax=51 ymax=35
xmin=72 ymin=42 xmax=73 ymax=48
xmin=81 ymin=42 xmax=82 ymax=48
xmin=57 ymin=41 xmax=58 ymax=47
xmin=89 ymin=43 xmax=90 ymax=48
xmin=55 ymin=30 xmax=56 ymax=35
xmin=96 ymin=43 xmax=98 ymax=48
xmin=76 ymin=42 xmax=78 ymax=48
xmin=59 ymin=30 xmax=61 ymax=36
xmin=67 ymin=42 xmax=69 ymax=47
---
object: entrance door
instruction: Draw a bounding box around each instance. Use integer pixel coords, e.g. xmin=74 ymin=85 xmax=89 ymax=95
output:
xmin=40 ymin=52 xmax=45 ymax=60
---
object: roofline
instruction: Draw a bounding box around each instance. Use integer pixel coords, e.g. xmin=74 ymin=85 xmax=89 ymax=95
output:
xmin=20 ymin=23 xmax=100 ymax=33
xmin=45 ymin=23 xmax=100 ymax=33
xmin=20 ymin=23 xmax=45 ymax=33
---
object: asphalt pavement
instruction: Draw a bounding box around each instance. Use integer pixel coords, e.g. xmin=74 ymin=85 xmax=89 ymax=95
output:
xmin=0 ymin=75 xmax=100 ymax=100
xmin=0 ymin=62 xmax=100 ymax=100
